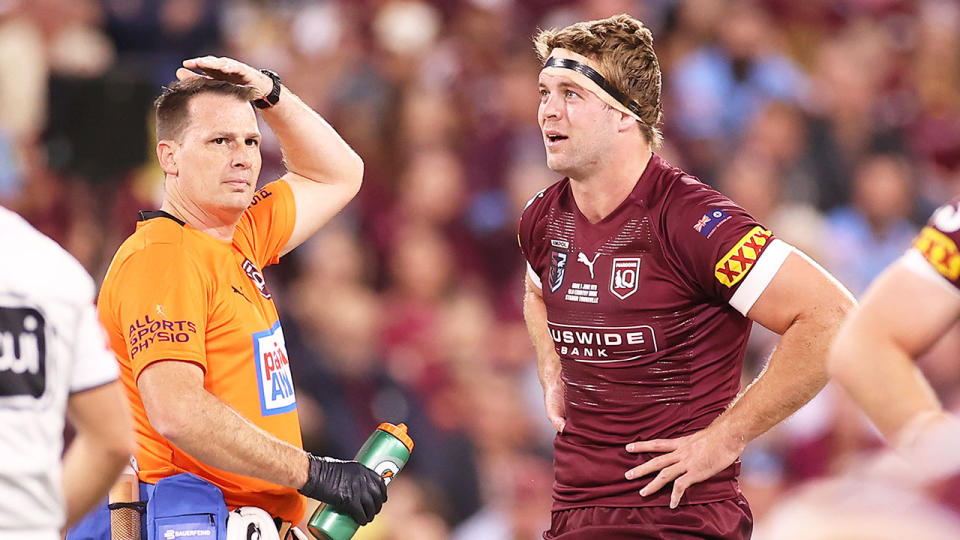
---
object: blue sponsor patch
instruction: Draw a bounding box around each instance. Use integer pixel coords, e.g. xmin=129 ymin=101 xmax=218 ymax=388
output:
xmin=253 ymin=321 xmax=297 ymax=416
xmin=694 ymin=209 xmax=730 ymax=237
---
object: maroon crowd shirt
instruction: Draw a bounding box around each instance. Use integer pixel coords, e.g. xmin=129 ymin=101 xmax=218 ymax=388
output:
xmin=518 ymin=154 xmax=793 ymax=510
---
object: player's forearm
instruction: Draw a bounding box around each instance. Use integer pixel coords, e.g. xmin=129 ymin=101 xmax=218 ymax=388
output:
xmin=716 ymin=304 xmax=848 ymax=445
xmin=63 ymin=382 xmax=134 ymax=528
xmin=829 ymin=317 xmax=942 ymax=440
xmin=61 ymin=433 xmax=130 ymax=527
xmin=523 ymin=288 xmax=562 ymax=387
xmin=156 ymin=388 xmax=309 ymax=489
xmin=260 ymin=86 xmax=363 ymax=189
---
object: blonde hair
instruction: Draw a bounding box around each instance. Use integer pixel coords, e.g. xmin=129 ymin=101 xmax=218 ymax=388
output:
xmin=534 ymin=14 xmax=663 ymax=148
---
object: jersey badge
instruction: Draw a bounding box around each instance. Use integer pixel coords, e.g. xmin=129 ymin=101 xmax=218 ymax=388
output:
xmin=715 ymin=226 xmax=773 ymax=287
xmin=694 ymin=209 xmax=730 ymax=238
xmin=610 ymin=258 xmax=641 ymax=300
xmin=549 ymin=247 xmax=568 ymax=293
xmin=914 ymin=226 xmax=960 ymax=281
xmin=253 ymin=320 xmax=296 ymax=416
xmin=241 ymin=258 xmax=272 ymax=299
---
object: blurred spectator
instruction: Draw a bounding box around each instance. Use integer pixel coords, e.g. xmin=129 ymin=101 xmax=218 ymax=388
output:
xmin=668 ymin=0 xmax=808 ymax=177
xmin=822 ymin=153 xmax=917 ymax=295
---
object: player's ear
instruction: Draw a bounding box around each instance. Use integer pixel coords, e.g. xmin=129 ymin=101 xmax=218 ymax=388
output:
xmin=618 ymin=111 xmax=638 ymax=133
xmin=157 ymin=140 xmax=179 ymax=176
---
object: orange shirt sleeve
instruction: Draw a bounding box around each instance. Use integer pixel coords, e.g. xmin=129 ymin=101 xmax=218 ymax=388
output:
xmin=236 ymin=179 xmax=297 ymax=268
xmin=112 ymin=243 xmax=208 ymax=381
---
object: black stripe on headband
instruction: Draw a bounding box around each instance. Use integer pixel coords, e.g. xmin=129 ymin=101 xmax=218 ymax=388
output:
xmin=544 ymin=57 xmax=643 ymax=118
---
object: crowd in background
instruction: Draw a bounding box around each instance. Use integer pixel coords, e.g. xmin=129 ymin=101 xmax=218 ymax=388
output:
xmin=2 ymin=0 xmax=960 ymax=537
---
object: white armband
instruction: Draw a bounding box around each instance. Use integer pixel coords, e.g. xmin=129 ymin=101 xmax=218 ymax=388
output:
xmin=527 ymin=262 xmax=542 ymax=290
xmin=729 ymin=239 xmax=793 ymax=315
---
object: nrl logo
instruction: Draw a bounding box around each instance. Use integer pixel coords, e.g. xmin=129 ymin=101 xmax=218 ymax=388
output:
xmin=549 ymin=248 xmax=568 ymax=293
xmin=610 ymin=257 xmax=641 ymax=299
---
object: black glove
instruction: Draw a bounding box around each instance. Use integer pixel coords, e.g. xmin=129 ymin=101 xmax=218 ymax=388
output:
xmin=299 ymin=453 xmax=388 ymax=525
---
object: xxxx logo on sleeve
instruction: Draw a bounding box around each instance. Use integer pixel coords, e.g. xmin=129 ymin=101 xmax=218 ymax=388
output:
xmin=914 ymin=226 xmax=960 ymax=281
xmin=715 ymin=226 xmax=773 ymax=287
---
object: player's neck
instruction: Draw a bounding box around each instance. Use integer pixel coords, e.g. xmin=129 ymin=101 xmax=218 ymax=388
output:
xmin=569 ymin=146 xmax=652 ymax=223
xmin=159 ymin=198 xmax=240 ymax=243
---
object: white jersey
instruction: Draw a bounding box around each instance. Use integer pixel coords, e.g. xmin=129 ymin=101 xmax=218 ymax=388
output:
xmin=0 ymin=206 xmax=119 ymax=537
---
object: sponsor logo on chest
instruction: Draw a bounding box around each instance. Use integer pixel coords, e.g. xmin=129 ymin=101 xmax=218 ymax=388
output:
xmin=253 ymin=321 xmax=296 ymax=416
xmin=547 ymin=321 xmax=659 ymax=363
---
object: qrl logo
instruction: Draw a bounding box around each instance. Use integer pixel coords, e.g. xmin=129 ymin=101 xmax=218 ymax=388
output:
xmin=610 ymin=258 xmax=641 ymax=300
xmin=374 ymin=460 xmax=400 ymax=486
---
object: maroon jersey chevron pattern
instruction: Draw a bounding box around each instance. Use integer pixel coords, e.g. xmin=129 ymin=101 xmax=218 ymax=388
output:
xmin=519 ymin=154 xmax=775 ymax=510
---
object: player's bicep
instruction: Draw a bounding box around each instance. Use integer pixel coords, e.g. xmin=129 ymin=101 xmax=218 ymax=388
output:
xmin=851 ymin=257 xmax=960 ymax=356
xmin=746 ymin=250 xmax=855 ymax=335
xmin=137 ymin=360 xmax=206 ymax=435
xmin=280 ymin=171 xmax=360 ymax=257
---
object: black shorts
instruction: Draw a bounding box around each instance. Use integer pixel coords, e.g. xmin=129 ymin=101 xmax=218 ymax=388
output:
xmin=544 ymin=495 xmax=753 ymax=540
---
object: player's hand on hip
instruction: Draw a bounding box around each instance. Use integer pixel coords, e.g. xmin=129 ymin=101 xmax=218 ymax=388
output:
xmin=544 ymin=381 xmax=566 ymax=433
xmin=624 ymin=426 xmax=744 ymax=509
xmin=299 ymin=454 xmax=388 ymax=525
xmin=176 ymin=56 xmax=274 ymax=100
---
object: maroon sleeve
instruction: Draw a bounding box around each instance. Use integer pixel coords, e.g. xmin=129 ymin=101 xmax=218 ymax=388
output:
xmin=659 ymin=176 xmax=776 ymax=303
xmin=912 ymin=197 xmax=960 ymax=290
xmin=518 ymin=188 xmax=549 ymax=280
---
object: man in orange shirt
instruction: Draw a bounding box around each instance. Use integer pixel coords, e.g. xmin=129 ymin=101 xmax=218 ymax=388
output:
xmin=69 ymin=57 xmax=386 ymax=538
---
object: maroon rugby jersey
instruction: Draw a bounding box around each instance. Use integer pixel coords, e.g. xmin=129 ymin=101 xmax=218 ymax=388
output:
xmin=907 ymin=197 xmax=960 ymax=290
xmin=519 ymin=154 xmax=789 ymax=510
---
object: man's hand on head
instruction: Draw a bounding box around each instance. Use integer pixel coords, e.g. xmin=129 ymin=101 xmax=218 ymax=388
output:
xmin=177 ymin=56 xmax=274 ymax=100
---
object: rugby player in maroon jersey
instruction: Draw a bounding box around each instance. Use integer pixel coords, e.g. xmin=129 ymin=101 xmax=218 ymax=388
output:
xmin=519 ymin=15 xmax=855 ymax=539
xmin=829 ymin=199 xmax=960 ymax=485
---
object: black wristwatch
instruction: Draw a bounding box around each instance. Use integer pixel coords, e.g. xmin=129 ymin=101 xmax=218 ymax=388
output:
xmin=253 ymin=69 xmax=281 ymax=109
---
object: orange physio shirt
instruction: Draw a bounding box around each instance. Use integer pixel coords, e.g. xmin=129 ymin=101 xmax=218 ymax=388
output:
xmin=98 ymin=180 xmax=305 ymax=522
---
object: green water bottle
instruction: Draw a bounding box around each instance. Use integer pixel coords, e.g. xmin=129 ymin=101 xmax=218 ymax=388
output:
xmin=308 ymin=423 xmax=414 ymax=540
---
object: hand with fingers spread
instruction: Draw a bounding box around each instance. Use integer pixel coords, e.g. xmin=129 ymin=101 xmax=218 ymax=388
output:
xmin=624 ymin=425 xmax=745 ymax=509
xmin=177 ymin=56 xmax=275 ymax=101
